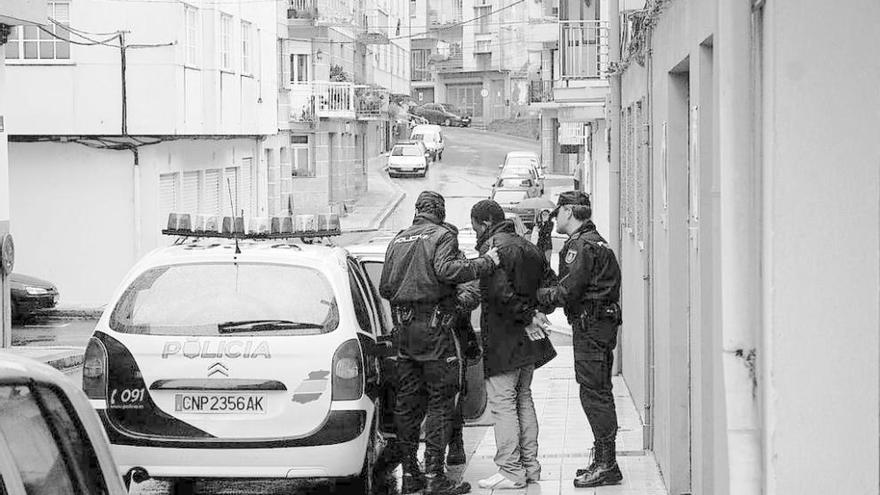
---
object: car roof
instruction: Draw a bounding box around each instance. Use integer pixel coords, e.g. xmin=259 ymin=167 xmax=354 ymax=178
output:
xmin=135 ymin=239 xmax=349 ymax=271
xmin=395 ymin=140 xmax=419 ymax=145
xmin=348 ymin=231 xmax=479 ymax=259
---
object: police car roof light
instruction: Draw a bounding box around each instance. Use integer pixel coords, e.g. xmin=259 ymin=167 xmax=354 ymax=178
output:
xmin=162 ymin=213 xmax=342 ymax=240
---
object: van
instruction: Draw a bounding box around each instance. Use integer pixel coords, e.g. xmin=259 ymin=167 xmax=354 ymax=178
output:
xmin=410 ymin=124 xmax=445 ymax=161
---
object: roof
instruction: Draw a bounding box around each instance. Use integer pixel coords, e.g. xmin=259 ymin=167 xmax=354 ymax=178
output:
xmin=137 ymin=239 xmax=349 ymax=271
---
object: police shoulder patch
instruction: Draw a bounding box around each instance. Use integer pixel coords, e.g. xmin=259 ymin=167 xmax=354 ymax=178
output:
xmin=565 ymin=249 xmax=578 ymax=264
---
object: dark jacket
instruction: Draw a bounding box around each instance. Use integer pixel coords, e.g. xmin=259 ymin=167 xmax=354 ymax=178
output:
xmin=537 ymin=221 xmax=621 ymax=322
xmin=536 ymin=220 xmax=553 ymax=252
xmin=379 ymin=214 xmax=495 ymax=307
xmin=476 ymin=220 xmax=558 ymax=377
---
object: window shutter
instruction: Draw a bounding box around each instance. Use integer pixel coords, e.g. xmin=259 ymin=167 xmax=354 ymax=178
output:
xmin=181 ymin=171 xmax=201 ymax=213
xmin=159 ymin=173 xmax=179 ymax=226
xmin=223 ymin=167 xmax=240 ymax=216
xmin=204 ymin=169 xmax=222 ymax=215
xmin=240 ymin=158 xmax=255 ymax=216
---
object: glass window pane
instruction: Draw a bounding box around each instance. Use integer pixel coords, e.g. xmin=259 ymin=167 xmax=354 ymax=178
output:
xmin=39 ymin=41 xmax=55 ymax=59
xmin=23 ymin=41 xmax=38 ymax=59
xmin=35 ymin=386 xmax=108 ymax=495
xmin=5 ymin=41 xmax=20 ymax=59
xmin=39 ymin=28 xmax=54 ymax=40
xmin=55 ymin=42 xmax=70 ymax=59
xmin=22 ymin=26 xmax=38 ymax=41
xmin=0 ymin=385 xmax=77 ymax=494
xmin=53 ymin=3 xmax=70 ymax=21
xmin=8 ymin=26 xmax=20 ymax=40
xmin=56 ymin=28 xmax=70 ymax=41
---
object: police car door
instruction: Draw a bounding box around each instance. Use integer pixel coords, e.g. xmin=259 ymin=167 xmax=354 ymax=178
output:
xmin=346 ymin=260 xmax=391 ymax=431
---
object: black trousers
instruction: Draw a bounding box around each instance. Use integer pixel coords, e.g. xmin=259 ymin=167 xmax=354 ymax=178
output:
xmin=395 ymin=357 xmax=461 ymax=473
xmin=573 ymin=316 xmax=619 ymax=443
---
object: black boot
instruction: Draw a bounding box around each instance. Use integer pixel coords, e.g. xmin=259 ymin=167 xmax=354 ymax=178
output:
xmin=573 ymin=440 xmax=623 ymax=488
xmin=401 ymin=454 xmax=426 ymax=494
xmin=424 ymin=473 xmax=471 ymax=495
xmin=446 ymin=435 xmax=467 ymax=466
xmin=575 ymin=442 xmax=600 ymax=477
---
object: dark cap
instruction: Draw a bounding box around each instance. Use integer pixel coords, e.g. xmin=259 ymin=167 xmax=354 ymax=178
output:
xmin=415 ymin=190 xmax=446 ymax=220
xmin=550 ymin=190 xmax=591 ymax=218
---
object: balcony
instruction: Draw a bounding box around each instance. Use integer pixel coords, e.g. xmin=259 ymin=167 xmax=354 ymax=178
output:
xmin=559 ymin=20 xmax=609 ymax=79
xmin=529 ymin=80 xmax=554 ymax=103
xmin=287 ymin=0 xmax=317 ymax=20
xmin=355 ymin=86 xmax=390 ymax=120
xmin=288 ymin=81 xmax=356 ymax=119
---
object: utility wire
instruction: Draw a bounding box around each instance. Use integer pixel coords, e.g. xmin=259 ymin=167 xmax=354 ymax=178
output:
xmin=391 ymin=0 xmax=526 ymax=40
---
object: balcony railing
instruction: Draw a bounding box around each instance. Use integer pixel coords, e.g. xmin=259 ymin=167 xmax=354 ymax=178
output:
xmin=412 ymin=66 xmax=433 ymax=82
xmin=288 ymin=81 xmax=356 ymax=119
xmin=529 ymin=80 xmax=554 ymax=103
xmin=281 ymin=84 xmax=316 ymax=123
xmin=559 ymin=20 xmax=609 ymax=79
xmin=287 ymin=0 xmax=317 ymax=20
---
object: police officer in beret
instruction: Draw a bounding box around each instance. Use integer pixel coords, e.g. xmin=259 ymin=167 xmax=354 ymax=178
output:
xmin=535 ymin=191 xmax=623 ymax=488
xmin=380 ymin=191 xmax=500 ymax=494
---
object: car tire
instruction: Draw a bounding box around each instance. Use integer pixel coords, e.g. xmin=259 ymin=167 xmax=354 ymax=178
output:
xmin=438 ymin=152 xmax=443 ymax=161
xmin=444 ymin=118 xmax=451 ymax=126
xmin=336 ymin=423 xmax=378 ymax=495
xmin=169 ymin=479 xmax=196 ymax=495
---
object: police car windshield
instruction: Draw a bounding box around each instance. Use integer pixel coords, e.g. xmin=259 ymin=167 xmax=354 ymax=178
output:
xmin=109 ymin=263 xmax=339 ymax=336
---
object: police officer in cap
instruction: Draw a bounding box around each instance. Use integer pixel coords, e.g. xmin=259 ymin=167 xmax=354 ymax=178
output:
xmin=535 ymin=191 xmax=623 ymax=488
xmin=380 ymin=191 xmax=500 ymax=494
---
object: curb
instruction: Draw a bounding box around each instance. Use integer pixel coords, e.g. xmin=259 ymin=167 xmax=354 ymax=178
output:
xmin=342 ymin=155 xmax=407 ymax=233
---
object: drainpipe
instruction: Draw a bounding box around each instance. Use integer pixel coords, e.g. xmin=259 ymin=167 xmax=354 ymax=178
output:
xmin=718 ymin=0 xmax=762 ymax=492
xmin=130 ymin=147 xmax=141 ymax=260
xmin=607 ymin=0 xmax=621 ymax=258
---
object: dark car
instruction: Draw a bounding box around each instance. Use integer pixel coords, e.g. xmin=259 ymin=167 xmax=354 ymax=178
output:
xmin=10 ymin=273 xmax=59 ymax=321
xmin=412 ymin=103 xmax=472 ymax=127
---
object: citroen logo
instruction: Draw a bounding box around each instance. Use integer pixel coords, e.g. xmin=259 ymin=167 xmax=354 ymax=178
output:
xmin=208 ymin=362 xmax=229 ymax=377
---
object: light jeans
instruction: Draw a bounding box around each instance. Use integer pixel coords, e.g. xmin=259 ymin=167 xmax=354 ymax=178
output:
xmin=485 ymin=365 xmax=540 ymax=484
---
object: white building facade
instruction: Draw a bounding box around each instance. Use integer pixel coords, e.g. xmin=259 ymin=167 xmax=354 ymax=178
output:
xmin=5 ymin=0 xmax=279 ymax=306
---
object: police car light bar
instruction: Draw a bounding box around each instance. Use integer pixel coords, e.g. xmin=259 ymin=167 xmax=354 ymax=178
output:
xmin=163 ymin=213 xmax=342 ymax=239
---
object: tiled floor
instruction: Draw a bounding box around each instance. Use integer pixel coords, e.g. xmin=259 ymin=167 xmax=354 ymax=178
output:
xmin=460 ymin=346 xmax=668 ymax=495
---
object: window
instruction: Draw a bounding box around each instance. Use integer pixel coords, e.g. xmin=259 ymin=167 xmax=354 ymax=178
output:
xmin=291 ymin=54 xmax=309 ymax=83
xmin=185 ymin=5 xmax=199 ymax=66
xmin=159 ymin=173 xmax=179 ymax=226
xmin=0 ymin=384 xmax=77 ymax=494
xmin=475 ymin=39 xmax=491 ymax=53
xmin=220 ymin=14 xmax=232 ymax=71
xmin=109 ymin=264 xmax=339 ymax=336
xmin=475 ymin=5 xmax=492 ymax=33
xmin=291 ymin=135 xmax=314 ymax=177
xmin=241 ymin=21 xmax=252 ymax=74
xmin=5 ymin=1 xmax=70 ymax=61
xmin=348 ymin=267 xmax=373 ymax=334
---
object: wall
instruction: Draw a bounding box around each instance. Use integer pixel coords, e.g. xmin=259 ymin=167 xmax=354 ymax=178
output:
xmin=761 ymin=0 xmax=880 ymax=492
xmin=0 ymin=49 xmax=10 ymax=347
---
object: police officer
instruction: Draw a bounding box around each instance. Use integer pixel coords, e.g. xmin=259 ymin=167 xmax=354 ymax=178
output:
xmin=380 ymin=191 xmax=499 ymax=495
xmin=536 ymin=191 xmax=623 ymax=488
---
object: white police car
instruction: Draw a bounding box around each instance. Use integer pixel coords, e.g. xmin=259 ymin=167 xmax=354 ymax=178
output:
xmin=83 ymin=214 xmax=394 ymax=494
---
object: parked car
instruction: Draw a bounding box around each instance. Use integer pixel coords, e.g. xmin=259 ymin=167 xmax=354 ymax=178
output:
xmin=10 ymin=273 xmax=59 ymax=321
xmin=499 ymin=151 xmax=544 ymax=195
xmin=410 ymin=124 xmax=445 ymax=161
xmin=411 ymin=103 xmax=471 ymax=127
xmin=492 ymin=175 xmax=542 ymax=199
xmin=84 ymin=231 xmax=394 ymax=494
xmin=491 ymin=188 xmax=531 ymax=216
xmin=0 ymin=351 xmax=127 ymax=494
xmin=387 ymin=141 xmax=430 ymax=178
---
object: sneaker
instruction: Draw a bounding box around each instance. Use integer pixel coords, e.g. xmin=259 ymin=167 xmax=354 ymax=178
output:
xmin=424 ymin=474 xmax=471 ymax=494
xmin=401 ymin=472 xmax=426 ymax=494
xmin=477 ymin=473 xmax=527 ymax=490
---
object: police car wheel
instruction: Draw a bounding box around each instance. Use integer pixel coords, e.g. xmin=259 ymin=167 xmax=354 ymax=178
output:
xmin=336 ymin=423 xmax=378 ymax=494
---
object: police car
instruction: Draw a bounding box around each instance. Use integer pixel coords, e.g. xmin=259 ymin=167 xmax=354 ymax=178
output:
xmin=83 ymin=213 xmax=394 ymax=494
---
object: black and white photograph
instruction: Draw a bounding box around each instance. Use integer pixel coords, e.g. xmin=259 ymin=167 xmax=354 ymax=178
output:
xmin=0 ymin=0 xmax=877 ymax=493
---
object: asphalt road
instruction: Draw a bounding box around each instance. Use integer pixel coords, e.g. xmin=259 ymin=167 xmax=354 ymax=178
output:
xmin=21 ymin=127 xmax=573 ymax=494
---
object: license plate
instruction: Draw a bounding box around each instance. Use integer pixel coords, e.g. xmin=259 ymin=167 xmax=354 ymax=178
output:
xmin=174 ymin=393 xmax=267 ymax=414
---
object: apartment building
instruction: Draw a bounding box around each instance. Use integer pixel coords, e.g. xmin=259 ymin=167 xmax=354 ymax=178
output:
xmin=281 ymin=0 xmax=411 ymax=215
xmin=4 ymin=0 xmax=279 ymax=305
xmin=410 ymin=0 xmax=554 ymax=125
xmin=0 ymin=1 xmax=47 ymax=347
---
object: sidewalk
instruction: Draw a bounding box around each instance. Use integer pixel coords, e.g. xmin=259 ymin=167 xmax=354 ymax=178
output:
xmin=460 ymin=345 xmax=668 ymax=495
xmin=341 ymin=153 xmax=406 ymax=233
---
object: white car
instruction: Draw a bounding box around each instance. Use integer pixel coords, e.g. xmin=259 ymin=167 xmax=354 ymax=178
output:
xmin=499 ymin=151 xmax=544 ymax=194
xmin=410 ymin=124 xmax=446 ymax=161
xmin=0 ymin=351 xmax=127 ymax=494
xmin=83 ymin=223 xmax=394 ymax=493
xmin=387 ymin=141 xmax=431 ymax=178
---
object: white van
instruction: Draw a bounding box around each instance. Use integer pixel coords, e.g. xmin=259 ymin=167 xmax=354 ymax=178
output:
xmin=410 ymin=124 xmax=445 ymax=161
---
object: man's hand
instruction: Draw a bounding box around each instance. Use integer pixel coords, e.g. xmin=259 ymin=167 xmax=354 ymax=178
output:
xmin=525 ymin=322 xmax=548 ymax=341
xmin=485 ymin=246 xmax=501 ymax=266
xmin=532 ymin=312 xmax=551 ymax=331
